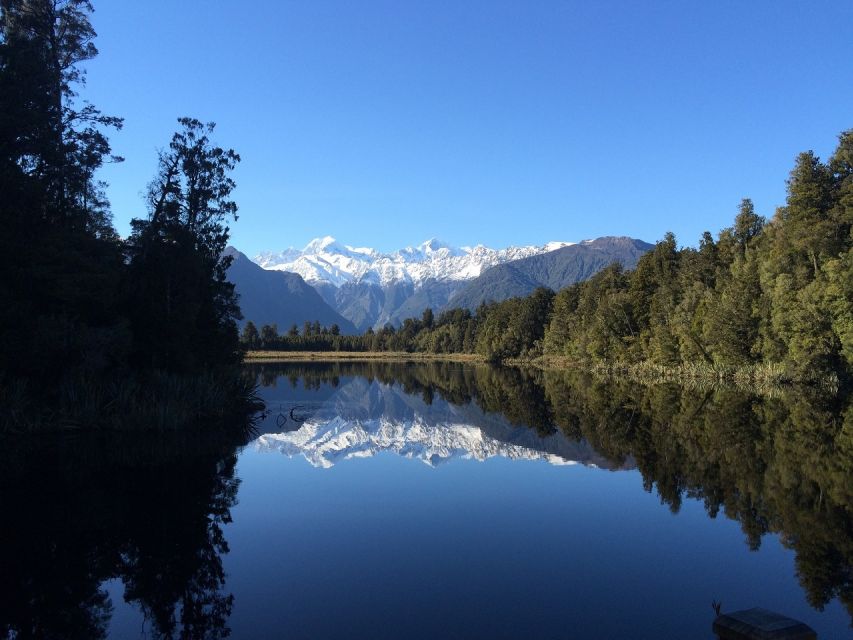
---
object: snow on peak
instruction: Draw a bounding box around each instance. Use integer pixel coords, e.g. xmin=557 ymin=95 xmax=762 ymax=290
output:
xmin=303 ymin=235 xmax=340 ymax=252
xmin=254 ymin=414 xmax=585 ymax=469
xmin=254 ymin=237 xmax=574 ymax=288
xmin=419 ymin=238 xmax=452 ymax=253
xmin=545 ymin=241 xmax=575 ymax=252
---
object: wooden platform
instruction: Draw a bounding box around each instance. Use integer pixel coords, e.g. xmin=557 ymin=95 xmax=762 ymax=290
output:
xmin=713 ymin=607 xmax=817 ymax=639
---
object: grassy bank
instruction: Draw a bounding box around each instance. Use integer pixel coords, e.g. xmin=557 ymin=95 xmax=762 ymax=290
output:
xmin=244 ymin=350 xmax=485 ymax=363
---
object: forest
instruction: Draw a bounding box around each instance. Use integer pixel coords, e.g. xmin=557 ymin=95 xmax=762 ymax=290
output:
xmin=252 ymin=135 xmax=853 ymax=386
xmin=0 ymin=0 xmax=257 ymax=431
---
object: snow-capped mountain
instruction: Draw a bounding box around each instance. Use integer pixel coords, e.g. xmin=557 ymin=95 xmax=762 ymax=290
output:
xmin=252 ymin=377 xmax=622 ymax=470
xmin=255 ymin=236 xmax=576 ymax=288
xmin=255 ymin=415 xmax=591 ymax=469
xmin=244 ymin=235 xmax=650 ymax=331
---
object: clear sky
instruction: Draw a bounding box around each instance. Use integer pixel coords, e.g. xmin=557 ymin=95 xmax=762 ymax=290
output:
xmin=84 ymin=0 xmax=852 ymax=255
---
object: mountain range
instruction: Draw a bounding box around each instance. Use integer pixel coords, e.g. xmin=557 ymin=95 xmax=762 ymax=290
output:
xmin=450 ymin=236 xmax=652 ymax=310
xmin=228 ymin=235 xmax=653 ymax=332
xmin=255 ymin=236 xmax=575 ymax=288
xmin=225 ymin=247 xmax=356 ymax=333
xmin=253 ymin=375 xmax=625 ymax=469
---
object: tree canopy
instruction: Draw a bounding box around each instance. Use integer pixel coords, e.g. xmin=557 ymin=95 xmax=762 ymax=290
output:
xmin=0 ymin=0 xmax=254 ymax=432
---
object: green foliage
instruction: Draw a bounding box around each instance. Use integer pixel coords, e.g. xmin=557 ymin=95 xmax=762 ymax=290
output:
xmin=260 ymin=130 xmax=853 ymax=384
xmin=475 ymin=288 xmax=555 ymax=361
xmin=241 ymin=320 xmax=260 ymax=348
xmin=244 ymin=361 xmax=853 ymax=622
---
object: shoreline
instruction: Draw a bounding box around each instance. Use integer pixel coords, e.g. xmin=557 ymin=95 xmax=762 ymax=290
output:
xmin=243 ymin=351 xmax=485 ymax=363
xmin=243 ymin=351 xmax=840 ymax=392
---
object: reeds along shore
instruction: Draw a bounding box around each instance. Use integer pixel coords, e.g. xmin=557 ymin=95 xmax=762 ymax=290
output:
xmin=0 ymin=369 xmax=263 ymax=434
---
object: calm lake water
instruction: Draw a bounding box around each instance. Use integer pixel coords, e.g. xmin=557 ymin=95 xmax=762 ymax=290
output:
xmin=2 ymin=362 xmax=851 ymax=639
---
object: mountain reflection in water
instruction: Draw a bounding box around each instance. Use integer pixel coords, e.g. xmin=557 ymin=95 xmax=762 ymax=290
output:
xmin=254 ymin=375 xmax=627 ymax=469
xmin=252 ymin=361 xmax=853 ymax=627
xmin=0 ymin=361 xmax=850 ymax=638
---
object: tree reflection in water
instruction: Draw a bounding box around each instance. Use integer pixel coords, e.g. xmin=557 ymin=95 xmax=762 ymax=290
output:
xmin=0 ymin=430 xmax=245 ymax=639
xmin=253 ymin=361 xmax=853 ymax=622
xmin=1 ymin=362 xmax=851 ymax=636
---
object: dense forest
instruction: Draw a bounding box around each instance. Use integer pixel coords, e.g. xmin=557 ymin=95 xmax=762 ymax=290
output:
xmin=0 ymin=0 xmax=257 ymax=431
xmin=252 ymin=134 xmax=853 ymax=384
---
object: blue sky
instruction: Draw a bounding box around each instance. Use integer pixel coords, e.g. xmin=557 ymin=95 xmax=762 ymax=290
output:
xmin=84 ymin=1 xmax=852 ymax=255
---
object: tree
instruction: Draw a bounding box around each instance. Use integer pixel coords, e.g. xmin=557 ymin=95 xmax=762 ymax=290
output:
xmin=732 ymin=198 xmax=765 ymax=256
xmin=260 ymin=324 xmax=278 ymax=348
xmin=0 ymin=0 xmax=123 ymax=229
xmin=240 ymin=321 xmax=259 ymax=348
xmin=779 ymin=151 xmax=835 ymax=279
xmin=703 ymin=253 xmax=762 ymax=365
xmin=0 ymin=0 xmax=126 ymax=387
xmin=124 ymin=118 xmax=242 ymax=371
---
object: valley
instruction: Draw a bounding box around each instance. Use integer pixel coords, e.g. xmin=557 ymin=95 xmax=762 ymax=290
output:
xmin=229 ymin=235 xmax=652 ymax=332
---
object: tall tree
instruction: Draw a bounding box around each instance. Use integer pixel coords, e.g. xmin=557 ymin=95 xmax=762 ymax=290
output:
xmin=240 ymin=321 xmax=259 ymax=348
xmin=0 ymin=0 xmax=122 ymax=229
xmin=125 ymin=118 xmax=242 ymax=371
xmin=0 ymin=0 xmax=125 ymax=387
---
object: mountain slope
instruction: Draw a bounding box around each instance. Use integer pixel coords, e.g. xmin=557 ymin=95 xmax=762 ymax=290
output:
xmin=255 ymin=236 xmax=574 ymax=288
xmin=448 ymin=237 xmax=653 ymax=310
xmin=251 ymin=236 xmax=651 ymax=329
xmin=225 ymin=247 xmax=357 ymax=334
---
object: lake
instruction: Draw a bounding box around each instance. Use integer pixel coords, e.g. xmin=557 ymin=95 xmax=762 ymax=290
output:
xmin=1 ymin=362 xmax=851 ymax=639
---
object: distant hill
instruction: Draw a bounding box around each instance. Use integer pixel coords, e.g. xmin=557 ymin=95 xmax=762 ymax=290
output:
xmin=225 ymin=247 xmax=357 ymax=334
xmin=447 ymin=237 xmax=653 ymax=310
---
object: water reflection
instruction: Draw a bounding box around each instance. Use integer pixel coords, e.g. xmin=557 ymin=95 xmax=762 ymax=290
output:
xmin=0 ymin=431 xmax=247 ymax=639
xmin=254 ymin=373 xmax=623 ymax=469
xmin=252 ymin=361 xmax=853 ymax=623
xmin=1 ymin=362 xmax=851 ymax=637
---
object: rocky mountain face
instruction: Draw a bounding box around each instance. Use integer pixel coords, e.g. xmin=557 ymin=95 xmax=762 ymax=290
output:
xmin=252 ymin=236 xmax=652 ymax=330
xmin=449 ymin=236 xmax=654 ymax=310
xmin=255 ymin=236 xmax=574 ymax=289
xmin=225 ymin=247 xmax=357 ymax=333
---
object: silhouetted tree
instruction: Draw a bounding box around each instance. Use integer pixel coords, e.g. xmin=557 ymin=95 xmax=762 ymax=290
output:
xmin=124 ymin=118 xmax=242 ymax=372
xmin=240 ymin=320 xmax=259 ymax=348
xmin=260 ymin=323 xmax=278 ymax=348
